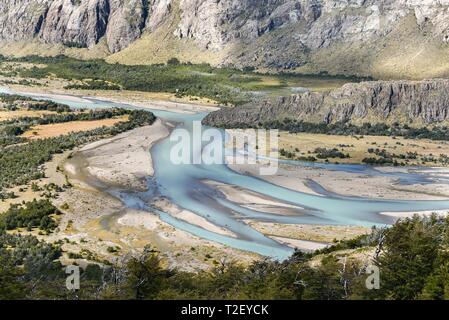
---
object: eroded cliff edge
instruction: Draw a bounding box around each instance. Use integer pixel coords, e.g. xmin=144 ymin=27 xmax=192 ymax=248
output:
xmin=202 ymin=80 xmax=449 ymax=127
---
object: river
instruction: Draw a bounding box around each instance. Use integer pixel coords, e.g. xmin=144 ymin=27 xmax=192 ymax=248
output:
xmin=3 ymin=86 xmax=449 ymax=260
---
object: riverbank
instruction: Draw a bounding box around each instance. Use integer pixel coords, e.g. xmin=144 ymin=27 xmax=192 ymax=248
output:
xmin=275 ymin=131 xmax=449 ymax=167
xmin=1 ymin=81 xmax=220 ymax=114
xmin=58 ymin=120 xmax=260 ymax=270
xmin=228 ymin=161 xmax=449 ymax=201
xmin=3 ymin=86 xmax=449 ymax=269
xmin=66 ymin=119 xmax=169 ymax=192
xmin=205 ymin=178 xmax=371 ymax=251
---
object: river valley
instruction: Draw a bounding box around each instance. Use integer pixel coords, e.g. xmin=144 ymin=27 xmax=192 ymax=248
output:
xmin=2 ymin=86 xmax=449 ymax=261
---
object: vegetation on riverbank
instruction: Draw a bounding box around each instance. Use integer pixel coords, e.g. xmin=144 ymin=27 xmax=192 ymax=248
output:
xmin=270 ymin=130 xmax=449 ymax=166
xmin=0 ymin=93 xmax=71 ymax=112
xmin=0 ymin=110 xmax=154 ymax=193
xmin=254 ymin=119 xmax=449 ymax=142
xmin=1 ymin=56 xmax=448 ymax=302
xmin=0 ymin=199 xmax=59 ymax=232
xmin=214 ymin=117 xmax=449 ymax=166
xmin=0 ymin=215 xmax=447 ymax=300
xmin=0 ymin=94 xmax=156 ymax=200
xmin=0 ymin=55 xmax=358 ymax=106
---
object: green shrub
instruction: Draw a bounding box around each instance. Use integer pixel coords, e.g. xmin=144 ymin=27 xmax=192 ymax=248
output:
xmin=0 ymin=199 xmax=59 ymax=231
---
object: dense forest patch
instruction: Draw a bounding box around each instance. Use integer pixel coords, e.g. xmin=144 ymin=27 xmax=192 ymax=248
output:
xmin=0 ymin=199 xmax=59 ymax=232
xmin=0 ymin=55 xmax=361 ymax=106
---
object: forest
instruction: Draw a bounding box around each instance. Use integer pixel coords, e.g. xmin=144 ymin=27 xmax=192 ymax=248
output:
xmin=0 ymin=214 xmax=447 ymax=300
xmin=1 ymin=55 xmax=260 ymax=106
xmin=0 ymin=54 xmax=362 ymax=106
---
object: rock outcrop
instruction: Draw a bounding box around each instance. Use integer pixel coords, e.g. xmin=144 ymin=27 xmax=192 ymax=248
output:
xmin=1 ymin=0 xmax=449 ymax=75
xmin=0 ymin=0 xmax=171 ymax=53
xmin=202 ymin=80 xmax=449 ymax=127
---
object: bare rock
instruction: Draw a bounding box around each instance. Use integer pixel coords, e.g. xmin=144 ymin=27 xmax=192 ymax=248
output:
xmin=202 ymin=79 xmax=449 ymax=127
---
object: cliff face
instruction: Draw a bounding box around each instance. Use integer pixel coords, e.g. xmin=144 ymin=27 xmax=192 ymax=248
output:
xmin=0 ymin=0 xmax=171 ymax=53
xmin=202 ymin=80 xmax=449 ymax=127
xmin=1 ymin=0 xmax=449 ymax=76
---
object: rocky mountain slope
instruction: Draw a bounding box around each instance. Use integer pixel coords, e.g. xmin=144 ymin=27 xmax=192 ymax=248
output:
xmin=1 ymin=0 xmax=449 ymax=78
xmin=0 ymin=0 xmax=170 ymax=53
xmin=202 ymin=79 xmax=449 ymax=127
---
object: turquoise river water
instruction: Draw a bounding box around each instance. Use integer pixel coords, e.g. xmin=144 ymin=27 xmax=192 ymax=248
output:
xmin=3 ymin=87 xmax=449 ymax=260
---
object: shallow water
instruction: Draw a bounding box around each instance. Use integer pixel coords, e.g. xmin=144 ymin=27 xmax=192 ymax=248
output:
xmin=4 ymin=86 xmax=449 ymax=260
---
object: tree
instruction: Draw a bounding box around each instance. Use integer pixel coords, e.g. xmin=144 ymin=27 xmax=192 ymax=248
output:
xmin=167 ymin=58 xmax=181 ymax=66
xmin=124 ymin=246 xmax=167 ymax=299
xmin=374 ymin=216 xmax=442 ymax=299
xmin=420 ymin=255 xmax=449 ymax=300
xmin=299 ymin=256 xmax=349 ymax=300
xmin=0 ymin=255 xmax=27 ymax=299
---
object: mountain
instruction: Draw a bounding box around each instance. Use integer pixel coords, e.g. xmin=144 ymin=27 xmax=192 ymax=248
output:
xmin=1 ymin=0 xmax=449 ymax=78
xmin=202 ymin=79 xmax=449 ymax=127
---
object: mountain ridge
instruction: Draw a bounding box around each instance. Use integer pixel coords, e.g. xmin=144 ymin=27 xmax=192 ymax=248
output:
xmin=1 ymin=0 xmax=449 ymax=78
